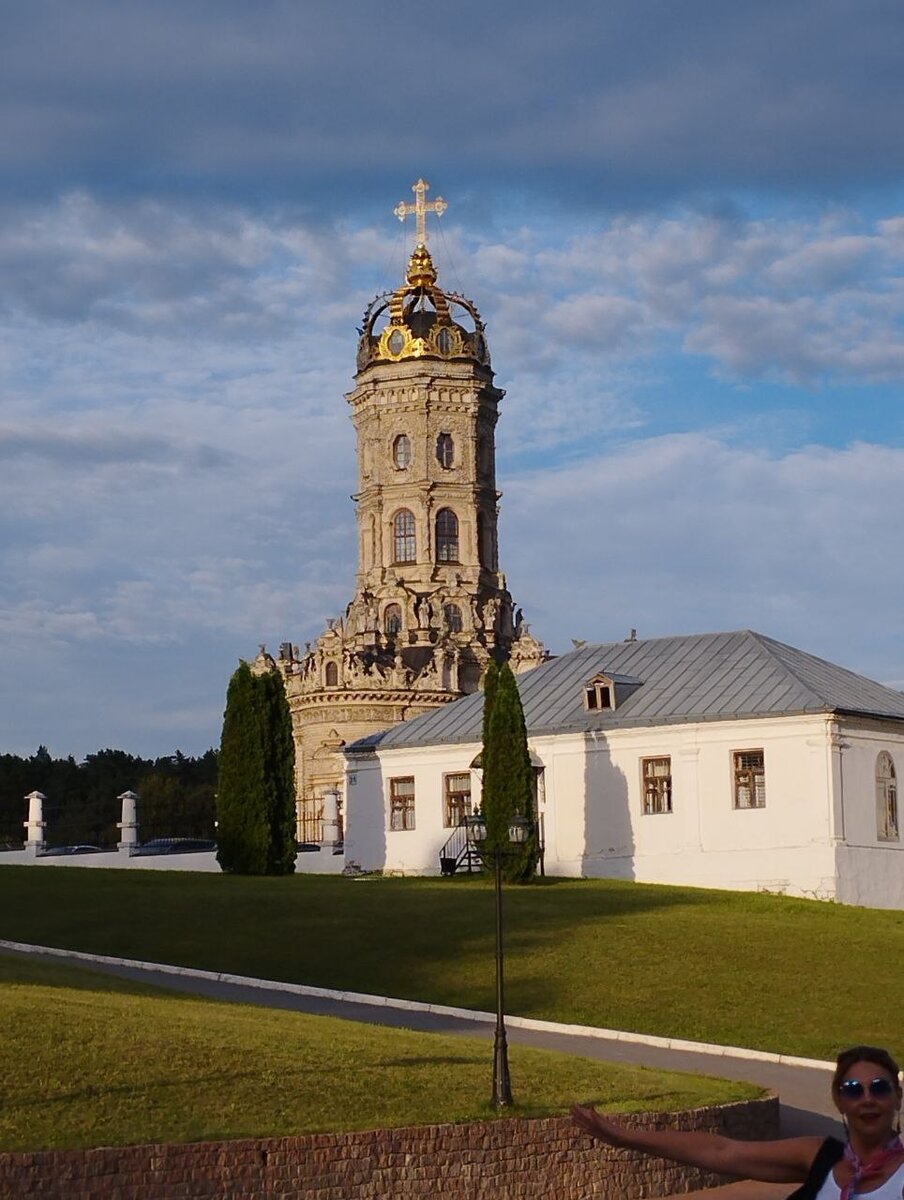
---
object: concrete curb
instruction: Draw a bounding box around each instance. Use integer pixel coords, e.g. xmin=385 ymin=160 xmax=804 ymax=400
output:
xmin=0 ymin=938 xmax=834 ymax=1073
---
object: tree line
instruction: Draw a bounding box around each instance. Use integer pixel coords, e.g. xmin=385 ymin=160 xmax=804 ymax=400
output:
xmin=0 ymin=657 xmax=535 ymax=877
xmin=0 ymin=747 xmax=217 ymax=848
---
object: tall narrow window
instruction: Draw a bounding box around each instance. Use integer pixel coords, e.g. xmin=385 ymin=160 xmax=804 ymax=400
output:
xmin=393 ymin=509 xmax=416 ymax=563
xmin=436 ymin=508 xmax=459 ymax=562
xmin=436 ymin=432 xmax=454 ymax=468
xmin=642 ymin=757 xmax=672 ymax=814
xmin=476 ymin=513 xmax=485 ymax=568
xmin=444 ymin=773 xmax=472 ymax=827
xmin=733 ymin=750 xmax=765 ymax=809
xmin=389 ymin=776 xmax=415 ymax=831
xmin=384 ymin=603 xmax=402 ymax=635
xmin=393 ymin=434 xmax=411 ymax=469
xmin=324 ymin=661 xmax=339 ymax=687
xmin=877 ymin=752 xmax=899 ymax=841
xmin=444 ymin=603 xmax=463 ymax=633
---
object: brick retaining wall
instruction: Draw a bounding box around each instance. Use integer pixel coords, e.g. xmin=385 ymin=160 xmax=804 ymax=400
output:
xmin=0 ymin=1095 xmax=778 ymax=1199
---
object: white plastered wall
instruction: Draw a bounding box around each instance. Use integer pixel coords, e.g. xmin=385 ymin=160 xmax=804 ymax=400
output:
xmin=345 ymin=742 xmax=482 ymax=874
xmin=832 ymin=718 xmax=904 ymax=910
xmin=537 ymin=715 xmax=838 ymax=898
xmin=344 ymin=712 xmax=904 ymax=907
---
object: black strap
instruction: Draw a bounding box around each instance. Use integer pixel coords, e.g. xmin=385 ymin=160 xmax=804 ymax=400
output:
xmin=785 ymin=1137 xmax=845 ymax=1200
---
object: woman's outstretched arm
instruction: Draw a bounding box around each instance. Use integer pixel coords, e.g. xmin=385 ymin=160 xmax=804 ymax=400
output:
xmin=570 ymin=1105 xmax=823 ymax=1184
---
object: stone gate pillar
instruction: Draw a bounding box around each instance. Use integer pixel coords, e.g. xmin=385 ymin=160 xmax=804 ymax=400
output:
xmin=117 ymin=790 xmax=140 ymax=850
xmin=23 ymin=790 xmax=46 ymax=852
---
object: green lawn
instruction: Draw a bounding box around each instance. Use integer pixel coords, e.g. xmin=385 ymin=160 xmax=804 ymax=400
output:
xmin=0 ymin=954 xmax=757 ymax=1152
xmin=1 ymin=866 xmax=902 ymax=1060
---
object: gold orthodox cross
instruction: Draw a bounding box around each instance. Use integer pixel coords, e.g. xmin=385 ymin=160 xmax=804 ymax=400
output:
xmin=394 ymin=178 xmax=447 ymax=246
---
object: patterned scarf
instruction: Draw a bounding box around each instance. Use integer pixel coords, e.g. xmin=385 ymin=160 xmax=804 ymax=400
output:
xmin=840 ymin=1135 xmax=904 ymax=1199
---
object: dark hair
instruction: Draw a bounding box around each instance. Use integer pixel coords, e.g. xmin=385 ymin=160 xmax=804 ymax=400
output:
xmin=832 ymin=1046 xmax=902 ymax=1095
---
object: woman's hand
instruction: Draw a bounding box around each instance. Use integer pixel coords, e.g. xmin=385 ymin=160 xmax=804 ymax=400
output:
xmin=571 ymin=1104 xmax=631 ymax=1148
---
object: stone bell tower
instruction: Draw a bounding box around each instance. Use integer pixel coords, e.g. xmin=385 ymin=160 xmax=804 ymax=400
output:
xmin=259 ymin=180 xmax=546 ymax=840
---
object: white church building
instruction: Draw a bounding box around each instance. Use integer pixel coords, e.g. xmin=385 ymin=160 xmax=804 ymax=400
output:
xmin=343 ymin=629 xmax=904 ymax=909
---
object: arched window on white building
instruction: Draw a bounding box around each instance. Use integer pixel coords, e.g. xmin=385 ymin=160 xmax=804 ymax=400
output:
xmin=876 ymin=751 xmax=898 ymax=841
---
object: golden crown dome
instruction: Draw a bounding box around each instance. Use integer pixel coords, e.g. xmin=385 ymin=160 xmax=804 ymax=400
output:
xmin=356 ymin=183 xmax=490 ymax=373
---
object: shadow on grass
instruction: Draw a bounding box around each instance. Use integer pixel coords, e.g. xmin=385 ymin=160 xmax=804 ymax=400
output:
xmin=0 ymin=863 xmax=865 ymax=1050
xmin=376 ymin=1056 xmax=482 ymax=1068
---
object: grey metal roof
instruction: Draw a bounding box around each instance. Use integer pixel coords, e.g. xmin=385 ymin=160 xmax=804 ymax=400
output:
xmin=346 ymin=630 xmax=904 ymax=753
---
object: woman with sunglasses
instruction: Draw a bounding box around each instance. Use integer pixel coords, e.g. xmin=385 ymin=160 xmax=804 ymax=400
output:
xmin=571 ymin=1045 xmax=903 ymax=1198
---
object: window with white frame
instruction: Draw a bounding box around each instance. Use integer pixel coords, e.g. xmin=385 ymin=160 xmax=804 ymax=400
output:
xmin=393 ymin=509 xmax=416 ymax=563
xmin=642 ymin=757 xmax=672 ymax=814
xmin=435 ymin=508 xmax=459 ymax=562
xmin=444 ymin=772 xmax=472 ymax=827
xmin=876 ymin=752 xmax=899 ymax=841
xmin=584 ymin=681 xmax=612 ymax=710
xmin=389 ymin=776 xmax=415 ymax=831
xmin=733 ymin=749 xmax=765 ymax=809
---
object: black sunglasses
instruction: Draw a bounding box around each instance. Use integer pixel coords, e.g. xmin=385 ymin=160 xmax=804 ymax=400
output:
xmin=839 ymin=1078 xmax=896 ymax=1099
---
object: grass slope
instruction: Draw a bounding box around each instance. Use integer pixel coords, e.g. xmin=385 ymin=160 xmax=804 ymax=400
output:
xmin=0 ymin=954 xmax=756 ymax=1152
xmin=1 ymin=867 xmax=902 ymax=1060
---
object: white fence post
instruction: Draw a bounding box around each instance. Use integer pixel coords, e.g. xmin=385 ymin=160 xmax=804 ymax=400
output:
xmin=117 ymin=790 xmax=140 ymax=850
xmin=321 ymin=786 xmax=343 ymax=849
xmin=23 ymin=790 xmax=47 ymax=851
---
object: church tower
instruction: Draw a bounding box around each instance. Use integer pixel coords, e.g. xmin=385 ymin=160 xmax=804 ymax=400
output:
xmin=261 ymin=180 xmax=546 ymax=840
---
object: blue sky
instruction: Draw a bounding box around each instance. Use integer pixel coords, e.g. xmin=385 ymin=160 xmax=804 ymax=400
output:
xmin=2 ymin=0 xmax=903 ymax=759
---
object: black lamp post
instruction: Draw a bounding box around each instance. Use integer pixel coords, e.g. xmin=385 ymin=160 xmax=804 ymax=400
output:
xmin=469 ymin=810 xmax=529 ymax=1108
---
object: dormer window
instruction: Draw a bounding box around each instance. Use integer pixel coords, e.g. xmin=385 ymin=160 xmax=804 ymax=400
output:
xmin=583 ymin=671 xmax=642 ymax=712
xmin=585 ymin=680 xmax=612 ymax=710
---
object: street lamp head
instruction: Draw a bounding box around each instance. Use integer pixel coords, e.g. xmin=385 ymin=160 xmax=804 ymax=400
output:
xmin=470 ymin=811 xmax=488 ymax=842
xmin=508 ymin=815 xmax=529 ymax=844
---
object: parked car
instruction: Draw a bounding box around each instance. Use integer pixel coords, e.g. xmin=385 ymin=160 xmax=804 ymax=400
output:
xmin=40 ymin=844 xmax=105 ymax=856
xmin=131 ymin=837 xmax=217 ymax=856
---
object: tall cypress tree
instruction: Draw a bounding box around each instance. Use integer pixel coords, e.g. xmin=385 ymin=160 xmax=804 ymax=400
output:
xmin=481 ymin=657 xmax=500 ymax=753
xmin=217 ymin=663 xmax=298 ymax=875
xmin=480 ymin=661 xmax=537 ymax=882
xmin=260 ymin=668 xmax=297 ymax=875
xmin=217 ymin=662 xmax=270 ymax=874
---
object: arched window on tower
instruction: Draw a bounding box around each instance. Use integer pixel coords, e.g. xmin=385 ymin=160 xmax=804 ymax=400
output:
xmin=393 ymin=509 xmax=416 ymax=563
xmin=436 ymin=432 xmax=454 ymax=469
xmin=443 ymin=603 xmax=463 ymax=633
xmin=877 ymin=751 xmax=899 ymax=841
xmin=384 ymin=603 xmax=402 ymax=636
xmin=436 ymin=508 xmax=459 ymax=563
xmin=325 ymin=661 xmax=339 ymax=687
xmin=393 ymin=434 xmax=411 ymax=469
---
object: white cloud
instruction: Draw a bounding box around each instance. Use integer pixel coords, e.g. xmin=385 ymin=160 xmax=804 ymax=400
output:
xmin=2 ymin=192 xmax=903 ymax=757
xmin=501 ymin=436 xmax=904 ymax=690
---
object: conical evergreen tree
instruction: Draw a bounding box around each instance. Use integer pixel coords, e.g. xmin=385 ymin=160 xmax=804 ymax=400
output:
xmin=480 ymin=661 xmax=537 ymax=882
xmin=260 ymin=669 xmax=297 ymax=875
xmin=216 ymin=662 xmax=270 ymax=874
xmin=480 ymin=657 xmax=500 ymax=752
xmin=216 ymin=662 xmax=297 ymax=875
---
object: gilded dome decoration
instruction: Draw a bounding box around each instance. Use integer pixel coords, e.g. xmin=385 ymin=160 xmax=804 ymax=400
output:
xmin=357 ymin=245 xmax=490 ymax=370
xmin=355 ymin=178 xmax=492 ymax=372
